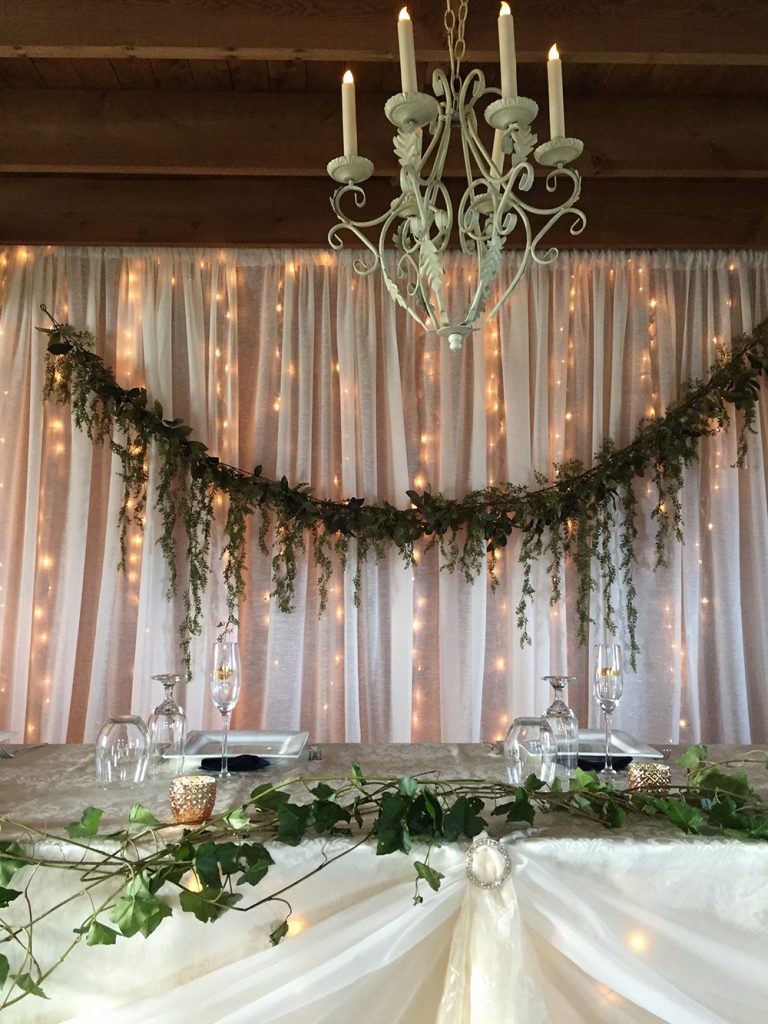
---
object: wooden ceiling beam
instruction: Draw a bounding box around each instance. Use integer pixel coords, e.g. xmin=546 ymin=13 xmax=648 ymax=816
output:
xmin=1 ymin=90 xmax=766 ymax=180
xmin=1 ymin=1 xmax=767 ymax=66
xmin=0 ymin=176 xmax=765 ymax=248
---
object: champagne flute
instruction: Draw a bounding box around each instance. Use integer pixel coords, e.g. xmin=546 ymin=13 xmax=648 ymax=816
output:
xmin=593 ymin=643 xmax=623 ymax=776
xmin=210 ymin=640 xmax=241 ymax=778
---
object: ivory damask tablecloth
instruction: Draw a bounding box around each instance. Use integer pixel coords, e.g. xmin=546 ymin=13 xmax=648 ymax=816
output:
xmin=1 ymin=744 xmax=767 ymax=1024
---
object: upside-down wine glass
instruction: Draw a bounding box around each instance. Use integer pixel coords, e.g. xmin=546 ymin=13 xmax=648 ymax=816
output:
xmin=209 ymin=640 xmax=241 ymax=778
xmin=593 ymin=643 xmax=623 ymax=777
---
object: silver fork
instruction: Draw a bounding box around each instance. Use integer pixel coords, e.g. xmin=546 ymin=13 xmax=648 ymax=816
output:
xmin=659 ymin=746 xmax=672 ymax=760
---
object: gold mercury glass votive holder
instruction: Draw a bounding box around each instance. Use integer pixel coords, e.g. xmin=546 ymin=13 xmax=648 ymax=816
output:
xmin=627 ymin=763 xmax=671 ymax=794
xmin=169 ymin=775 xmax=217 ymax=824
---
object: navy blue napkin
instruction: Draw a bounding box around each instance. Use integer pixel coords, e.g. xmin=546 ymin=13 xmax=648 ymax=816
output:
xmin=199 ymin=754 xmax=271 ymax=773
xmin=577 ymin=755 xmax=632 ymax=772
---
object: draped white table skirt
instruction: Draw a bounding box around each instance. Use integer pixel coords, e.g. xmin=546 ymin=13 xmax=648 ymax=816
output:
xmin=2 ymin=744 xmax=767 ymax=1023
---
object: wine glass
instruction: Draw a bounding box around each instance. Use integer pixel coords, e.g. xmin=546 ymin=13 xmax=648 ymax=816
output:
xmin=147 ymin=673 xmax=188 ymax=776
xmin=95 ymin=715 xmax=150 ymax=785
xmin=209 ymin=640 xmax=241 ymax=778
xmin=543 ymin=675 xmax=579 ymax=776
xmin=593 ymin=643 xmax=623 ymax=776
xmin=503 ymin=717 xmax=556 ymax=785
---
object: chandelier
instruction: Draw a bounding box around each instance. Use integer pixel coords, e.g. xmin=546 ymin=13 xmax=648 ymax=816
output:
xmin=326 ymin=2 xmax=585 ymax=350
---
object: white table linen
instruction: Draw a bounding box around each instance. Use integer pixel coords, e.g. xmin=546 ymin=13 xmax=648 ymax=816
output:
xmin=1 ymin=744 xmax=766 ymax=1023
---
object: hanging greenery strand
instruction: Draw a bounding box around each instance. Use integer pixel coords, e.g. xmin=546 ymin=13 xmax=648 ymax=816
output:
xmin=38 ymin=307 xmax=768 ymax=668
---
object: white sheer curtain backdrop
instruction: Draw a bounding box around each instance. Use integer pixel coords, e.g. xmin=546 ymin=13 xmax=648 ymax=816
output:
xmin=0 ymin=246 xmax=766 ymax=745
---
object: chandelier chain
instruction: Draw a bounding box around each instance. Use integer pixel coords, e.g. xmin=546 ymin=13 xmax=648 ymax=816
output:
xmin=444 ymin=0 xmax=468 ymax=87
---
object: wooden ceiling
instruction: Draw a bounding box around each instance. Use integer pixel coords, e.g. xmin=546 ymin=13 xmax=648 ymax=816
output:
xmin=1 ymin=0 xmax=767 ymax=248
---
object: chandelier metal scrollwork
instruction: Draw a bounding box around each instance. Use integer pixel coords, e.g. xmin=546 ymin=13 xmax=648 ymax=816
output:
xmin=327 ymin=1 xmax=586 ymax=350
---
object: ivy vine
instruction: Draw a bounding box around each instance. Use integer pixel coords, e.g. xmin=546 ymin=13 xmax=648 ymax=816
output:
xmin=1 ymin=747 xmax=767 ymax=1009
xmin=39 ymin=307 xmax=768 ymax=668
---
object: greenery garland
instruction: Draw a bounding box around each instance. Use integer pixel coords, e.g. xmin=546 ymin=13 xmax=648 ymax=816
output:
xmin=0 ymin=746 xmax=767 ymax=1009
xmin=38 ymin=307 xmax=768 ymax=668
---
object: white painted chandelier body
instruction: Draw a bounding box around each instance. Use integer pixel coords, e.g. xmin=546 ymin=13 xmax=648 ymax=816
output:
xmin=327 ymin=4 xmax=586 ymax=350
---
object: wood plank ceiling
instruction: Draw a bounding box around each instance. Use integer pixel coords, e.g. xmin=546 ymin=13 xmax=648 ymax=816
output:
xmin=0 ymin=0 xmax=766 ymax=247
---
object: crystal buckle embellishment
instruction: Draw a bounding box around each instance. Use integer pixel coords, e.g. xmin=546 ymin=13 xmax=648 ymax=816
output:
xmin=465 ymin=836 xmax=512 ymax=890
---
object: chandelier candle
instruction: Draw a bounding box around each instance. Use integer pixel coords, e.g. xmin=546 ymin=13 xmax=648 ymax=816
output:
xmin=497 ymin=2 xmax=517 ymax=99
xmin=547 ymin=43 xmax=565 ymax=138
xmin=341 ymin=70 xmax=357 ymax=158
xmin=398 ymin=7 xmax=418 ymax=93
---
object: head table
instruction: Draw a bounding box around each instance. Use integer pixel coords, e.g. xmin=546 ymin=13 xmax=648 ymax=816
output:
xmin=0 ymin=742 xmax=766 ymax=1024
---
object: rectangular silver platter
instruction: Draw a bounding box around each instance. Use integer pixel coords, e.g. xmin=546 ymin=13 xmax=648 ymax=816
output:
xmin=579 ymin=729 xmax=664 ymax=760
xmin=182 ymin=729 xmax=310 ymax=760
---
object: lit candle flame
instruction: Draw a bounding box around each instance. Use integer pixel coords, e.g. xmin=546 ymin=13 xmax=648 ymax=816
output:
xmin=500 ymin=2 xmax=511 ymax=14
xmin=399 ymin=6 xmax=411 ymax=21
xmin=342 ymin=69 xmax=354 ymax=84
xmin=549 ymin=43 xmax=560 ymax=60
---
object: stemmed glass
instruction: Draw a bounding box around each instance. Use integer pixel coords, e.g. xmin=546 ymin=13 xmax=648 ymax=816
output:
xmin=147 ymin=673 xmax=188 ymax=776
xmin=593 ymin=643 xmax=623 ymax=776
xmin=543 ymin=675 xmax=579 ymax=776
xmin=209 ymin=640 xmax=241 ymax=778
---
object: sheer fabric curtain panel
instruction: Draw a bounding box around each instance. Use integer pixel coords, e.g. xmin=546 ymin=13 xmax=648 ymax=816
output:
xmin=0 ymin=246 xmax=766 ymax=746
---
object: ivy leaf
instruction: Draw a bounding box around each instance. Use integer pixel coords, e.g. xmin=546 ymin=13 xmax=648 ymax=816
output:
xmin=312 ymin=800 xmax=351 ymax=834
xmin=224 ymin=806 xmax=251 ymax=830
xmin=351 ymin=763 xmax=367 ymax=788
xmin=309 ymin=782 xmax=336 ymax=801
xmin=128 ymin=804 xmax=162 ymax=829
xmin=110 ymin=872 xmax=172 ymax=938
xmin=179 ymin=887 xmax=242 ymax=924
xmin=86 ymin=921 xmax=119 ymax=946
xmin=677 ymin=745 xmax=708 ymax=770
xmin=0 ymin=841 xmax=29 ymax=885
xmin=398 ymin=776 xmax=419 ymax=798
xmin=413 ymin=860 xmax=444 ymax=892
xmin=237 ymin=843 xmax=274 ymax=887
xmin=493 ymin=789 xmax=535 ymax=825
xmin=0 ymin=953 xmax=8 ymax=988
xmin=11 ymin=973 xmax=48 ymax=999
xmin=442 ymin=795 xmax=485 ymax=842
xmin=0 ymin=886 xmax=23 ymax=907
xmin=277 ymin=803 xmax=313 ymax=846
xmin=250 ymin=784 xmax=290 ymax=811
xmin=269 ymin=919 xmax=289 ymax=946
xmin=65 ymin=806 xmax=103 ymax=839
xmin=658 ymin=799 xmax=704 ymax=834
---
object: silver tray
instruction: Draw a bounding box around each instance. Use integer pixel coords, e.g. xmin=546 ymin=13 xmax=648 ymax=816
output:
xmin=179 ymin=729 xmax=310 ymax=763
xmin=579 ymin=729 xmax=663 ymax=760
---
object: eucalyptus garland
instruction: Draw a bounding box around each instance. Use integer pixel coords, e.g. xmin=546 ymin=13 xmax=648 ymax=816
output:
xmin=1 ymin=746 xmax=767 ymax=1009
xmin=39 ymin=307 xmax=768 ymax=668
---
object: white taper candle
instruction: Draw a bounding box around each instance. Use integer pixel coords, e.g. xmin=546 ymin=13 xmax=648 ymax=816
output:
xmin=547 ymin=44 xmax=565 ymax=139
xmin=498 ymin=2 xmax=517 ymax=99
xmin=398 ymin=7 xmax=418 ymax=94
xmin=341 ymin=69 xmax=357 ymax=157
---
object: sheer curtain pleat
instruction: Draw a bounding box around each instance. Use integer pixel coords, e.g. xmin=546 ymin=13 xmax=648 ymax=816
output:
xmin=0 ymin=247 xmax=766 ymax=744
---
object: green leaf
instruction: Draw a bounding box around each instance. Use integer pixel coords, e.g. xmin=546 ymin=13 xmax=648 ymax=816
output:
xmin=0 ymin=886 xmax=23 ymax=907
xmin=65 ymin=806 xmax=103 ymax=839
xmin=677 ymin=744 xmax=708 ymax=770
xmin=442 ymin=795 xmax=486 ymax=842
xmin=127 ymin=804 xmax=162 ymax=833
xmin=179 ymin=888 xmax=242 ymax=924
xmin=351 ymin=763 xmax=367 ymax=788
xmin=0 ymin=842 xmax=29 ymax=885
xmin=312 ymin=800 xmax=351 ymax=834
xmin=269 ymin=919 xmax=289 ymax=946
xmin=0 ymin=953 xmax=8 ymax=988
xmin=658 ymin=799 xmax=704 ymax=834
xmin=398 ymin=776 xmax=419 ymax=798
xmin=223 ymin=806 xmax=251 ymax=830
xmin=110 ymin=872 xmax=172 ymax=938
xmin=309 ymin=782 xmax=336 ymax=801
xmin=250 ymin=784 xmax=290 ymax=811
xmin=86 ymin=921 xmax=119 ymax=946
xmin=413 ymin=860 xmax=444 ymax=892
xmin=277 ymin=802 xmax=313 ymax=846
xmin=11 ymin=973 xmax=48 ymax=999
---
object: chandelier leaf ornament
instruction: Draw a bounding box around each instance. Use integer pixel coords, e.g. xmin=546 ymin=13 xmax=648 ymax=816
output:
xmin=38 ymin=308 xmax=768 ymax=670
xmin=326 ymin=2 xmax=586 ymax=350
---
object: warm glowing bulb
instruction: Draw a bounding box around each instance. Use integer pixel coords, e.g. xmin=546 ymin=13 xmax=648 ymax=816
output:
xmin=343 ymin=69 xmax=354 ymax=84
xmin=549 ymin=43 xmax=560 ymax=60
xmin=399 ymin=6 xmax=410 ymax=20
